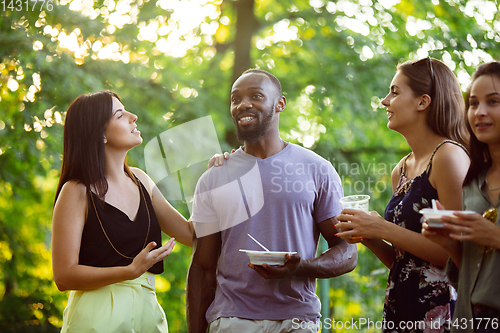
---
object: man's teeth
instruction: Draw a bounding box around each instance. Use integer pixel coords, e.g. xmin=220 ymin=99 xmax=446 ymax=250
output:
xmin=239 ymin=116 xmax=254 ymax=122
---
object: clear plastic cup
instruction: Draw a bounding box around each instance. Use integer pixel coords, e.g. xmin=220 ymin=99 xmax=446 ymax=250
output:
xmin=340 ymin=195 xmax=370 ymax=212
xmin=339 ymin=195 xmax=370 ymax=240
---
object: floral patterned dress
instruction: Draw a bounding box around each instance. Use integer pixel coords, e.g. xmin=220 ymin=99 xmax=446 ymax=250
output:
xmin=383 ymin=141 xmax=461 ymax=333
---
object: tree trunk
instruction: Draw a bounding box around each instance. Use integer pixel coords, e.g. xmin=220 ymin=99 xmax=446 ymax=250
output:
xmin=231 ymin=0 xmax=257 ymax=83
xmin=226 ymin=0 xmax=258 ymax=147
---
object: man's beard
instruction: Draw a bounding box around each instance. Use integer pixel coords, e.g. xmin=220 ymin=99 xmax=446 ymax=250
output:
xmin=235 ymin=109 xmax=274 ymax=144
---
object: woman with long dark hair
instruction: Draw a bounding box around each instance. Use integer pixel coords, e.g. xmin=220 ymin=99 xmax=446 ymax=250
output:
xmin=424 ymin=62 xmax=500 ymax=333
xmin=335 ymin=58 xmax=470 ymax=332
xmin=52 ymin=91 xmax=192 ymax=332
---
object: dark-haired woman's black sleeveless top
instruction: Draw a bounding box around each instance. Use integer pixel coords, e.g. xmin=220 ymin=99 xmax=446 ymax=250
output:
xmin=382 ymin=140 xmax=465 ymax=332
xmin=78 ymin=179 xmax=163 ymax=274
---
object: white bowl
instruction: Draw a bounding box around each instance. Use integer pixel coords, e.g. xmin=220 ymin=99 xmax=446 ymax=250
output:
xmin=419 ymin=208 xmax=475 ymax=228
xmin=239 ymin=249 xmax=297 ymax=266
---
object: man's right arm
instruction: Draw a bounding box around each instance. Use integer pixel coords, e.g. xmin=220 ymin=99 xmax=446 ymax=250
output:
xmin=186 ymin=231 xmax=221 ymax=333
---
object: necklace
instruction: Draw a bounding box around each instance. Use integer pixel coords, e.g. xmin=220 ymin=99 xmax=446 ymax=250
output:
xmin=90 ymin=180 xmax=151 ymax=259
xmin=485 ymin=176 xmax=500 ymax=191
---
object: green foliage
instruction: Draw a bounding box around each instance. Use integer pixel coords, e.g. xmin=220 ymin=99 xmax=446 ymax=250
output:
xmin=1 ymin=0 xmax=500 ymax=332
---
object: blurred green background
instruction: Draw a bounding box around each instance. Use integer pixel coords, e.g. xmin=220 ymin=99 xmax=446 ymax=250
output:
xmin=1 ymin=0 xmax=499 ymax=331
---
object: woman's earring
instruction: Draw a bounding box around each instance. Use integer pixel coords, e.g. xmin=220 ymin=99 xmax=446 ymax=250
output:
xmin=104 ymin=137 xmax=107 ymax=144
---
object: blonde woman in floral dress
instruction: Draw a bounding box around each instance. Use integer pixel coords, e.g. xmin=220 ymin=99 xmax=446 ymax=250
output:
xmin=336 ymin=58 xmax=470 ymax=332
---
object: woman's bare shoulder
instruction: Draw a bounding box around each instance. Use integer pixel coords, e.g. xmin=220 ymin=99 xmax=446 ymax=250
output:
xmin=432 ymin=142 xmax=470 ymax=168
xmin=130 ymin=167 xmax=155 ymax=196
xmin=58 ymin=180 xmax=87 ymax=200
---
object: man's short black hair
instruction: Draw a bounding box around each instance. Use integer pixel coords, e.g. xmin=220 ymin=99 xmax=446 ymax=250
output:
xmin=241 ymin=69 xmax=282 ymax=96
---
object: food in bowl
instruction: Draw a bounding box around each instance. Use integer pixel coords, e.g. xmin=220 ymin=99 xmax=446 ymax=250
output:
xmin=239 ymin=250 xmax=297 ymax=266
xmin=419 ymin=208 xmax=475 ymax=228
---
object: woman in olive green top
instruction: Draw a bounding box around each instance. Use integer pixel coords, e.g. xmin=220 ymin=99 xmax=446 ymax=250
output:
xmin=423 ymin=62 xmax=500 ymax=333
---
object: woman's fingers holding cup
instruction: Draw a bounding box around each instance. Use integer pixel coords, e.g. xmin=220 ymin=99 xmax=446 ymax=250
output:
xmin=336 ymin=211 xmax=357 ymax=223
xmin=335 ymin=222 xmax=362 ymax=239
xmin=334 ymin=221 xmax=350 ymax=231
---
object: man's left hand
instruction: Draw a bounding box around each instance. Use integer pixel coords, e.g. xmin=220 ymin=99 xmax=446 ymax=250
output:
xmin=248 ymin=253 xmax=301 ymax=279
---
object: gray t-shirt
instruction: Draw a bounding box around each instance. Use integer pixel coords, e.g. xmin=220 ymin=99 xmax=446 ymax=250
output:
xmin=191 ymin=143 xmax=343 ymax=322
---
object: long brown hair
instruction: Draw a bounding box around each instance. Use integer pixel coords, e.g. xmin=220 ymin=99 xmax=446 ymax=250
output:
xmin=463 ymin=62 xmax=500 ymax=186
xmin=397 ymin=57 xmax=469 ymax=147
xmin=55 ymin=91 xmax=134 ymax=203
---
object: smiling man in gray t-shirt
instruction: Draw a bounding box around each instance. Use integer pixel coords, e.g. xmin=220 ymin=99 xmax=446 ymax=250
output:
xmin=187 ymin=69 xmax=358 ymax=333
